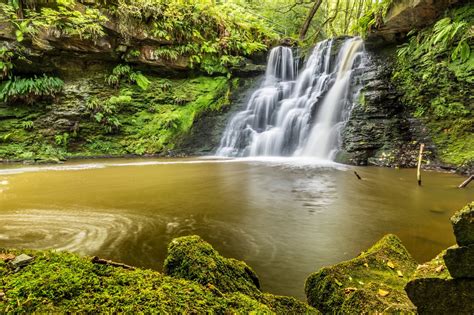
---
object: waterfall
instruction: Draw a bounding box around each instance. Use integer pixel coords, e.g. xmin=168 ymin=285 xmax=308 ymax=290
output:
xmin=217 ymin=37 xmax=366 ymax=160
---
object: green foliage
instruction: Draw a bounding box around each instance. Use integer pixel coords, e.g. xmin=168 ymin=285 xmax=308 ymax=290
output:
xmin=393 ymin=5 xmax=474 ymax=165
xmin=106 ymin=65 xmax=150 ymax=91
xmin=54 ymin=132 xmax=69 ymax=148
xmin=111 ymin=0 xmax=277 ymax=74
xmin=0 ymin=75 xmax=64 ymax=104
xmin=122 ymin=76 xmax=230 ymax=155
xmin=393 ymin=6 xmax=473 ymax=119
xmin=354 ymin=0 xmax=393 ymax=36
xmin=21 ymin=120 xmax=34 ymax=130
xmin=86 ymin=91 xmax=132 ymax=134
xmin=0 ymin=47 xmax=14 ymax=79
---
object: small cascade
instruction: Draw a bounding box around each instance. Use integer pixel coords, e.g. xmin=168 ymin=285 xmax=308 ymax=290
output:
xmin=217 ymin=37 xmax=367 ymax=159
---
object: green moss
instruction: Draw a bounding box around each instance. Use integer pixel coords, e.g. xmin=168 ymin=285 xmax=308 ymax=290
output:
xmin=392 ymin=4 xmax=474 ymax=166
xmin=1 ymin=237 xmax=319 ymax=314
xmin=305 ymin=234 xmax=417 ymax=313
xmin=163 ymin=235 xmax=261 ymax=298
xmin=163 ymin=235 xmax=319 ymax=314
xmin=430 ymin=119 xmax=474 ymax=165
xmin=0 ymin=248 xmax=271 ymax=313
xmin=0 ymin=72 xmax=232 ymax=161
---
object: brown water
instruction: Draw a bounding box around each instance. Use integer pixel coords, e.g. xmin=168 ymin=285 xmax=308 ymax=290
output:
xmin=0 ymin=157 xmax=472 ymax=298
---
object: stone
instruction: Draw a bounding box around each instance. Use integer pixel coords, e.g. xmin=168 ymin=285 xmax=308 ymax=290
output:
xmin=405 ymin=250 xmax=474 ymax=314
xmin=163 ymin=235 xmax=261 ymax=297
xmin=444 ymin=245 xmax=474 ymax=278
xmin=305 ymin=234 xmax=417 ymax=313
xmin=10 ymin=254 xmax=34 ymax=268
xmin=163 ymin=235 xmax=320 ymax=314
xmin=451 ymin=202 xmax=474 ymax=246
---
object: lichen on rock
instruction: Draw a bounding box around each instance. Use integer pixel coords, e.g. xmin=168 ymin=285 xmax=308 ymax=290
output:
xmin=305 ymin=234 xmax=417 ymax=313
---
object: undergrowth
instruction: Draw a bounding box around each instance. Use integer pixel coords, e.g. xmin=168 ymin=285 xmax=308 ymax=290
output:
xmin=392 ymin=5 xmax=474 ymax=165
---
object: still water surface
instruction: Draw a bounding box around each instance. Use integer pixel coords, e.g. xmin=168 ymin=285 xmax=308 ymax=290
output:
xmin=0 ymin=157 xmax=472 ymax=298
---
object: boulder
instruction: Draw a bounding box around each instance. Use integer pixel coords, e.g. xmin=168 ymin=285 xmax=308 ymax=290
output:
xmin=444 ymin=245 xmax=474 ymax=278
xmin=405 ymin=250 xmax=474 ymax=314
xmin=163 ymin=235 xmax=261 ymax=297
xmin=163 ymin=235 xmax=319 ymax=314
xmin=305 ymin=234 xmax=417 ymax=313
xmin=451 ymin=202 xmax=474 ymax=246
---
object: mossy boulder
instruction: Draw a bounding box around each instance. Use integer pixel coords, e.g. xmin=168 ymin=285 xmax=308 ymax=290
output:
xmin=0 ymin=248 xmax=273 ymax=313
xmin=163 ymin=235 xmax=261 ymax=297
xmin=451 ymin=202 xmax=474 ymax=247
xmin=405 ymin=250 xmax=474 ymax=314
xmin=163 ymin=235 xmax=319 ymax=314
xmin=305 ymin=234 xmax=417 ymax=313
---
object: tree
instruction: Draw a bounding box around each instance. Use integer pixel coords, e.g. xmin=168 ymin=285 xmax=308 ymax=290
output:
xmin=299 ymin=0 xmax=323 ymax=40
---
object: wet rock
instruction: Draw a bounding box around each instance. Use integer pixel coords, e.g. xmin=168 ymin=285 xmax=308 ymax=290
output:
xmin=10 ymin=254 xmax=34 ymax=268
xmin=164 ymin=235 xmax=261 ymax=297
xmin=405 ymin=250 xmax=474 ymax=314
xmin=337 ymin=51 xmax=432 ymax=168
xmin=305 ymin=234 xmax=417 ymax=313
xmin=451 ymin=202 xmax=474 ymax=246
xmin=444 ymin=245 xmax=474 ymax=279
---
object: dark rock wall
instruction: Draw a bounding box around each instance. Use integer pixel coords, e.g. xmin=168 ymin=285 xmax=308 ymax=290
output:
xmin=337 ymin=46 xmax=432 ymax=168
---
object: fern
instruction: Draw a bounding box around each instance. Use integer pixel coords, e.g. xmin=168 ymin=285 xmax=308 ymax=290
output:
xmin=0 ymin=75 xmax=64 ymax=104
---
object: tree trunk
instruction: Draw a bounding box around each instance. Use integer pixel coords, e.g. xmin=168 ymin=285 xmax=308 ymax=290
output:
xmin=299 ymin=0 xmax=324 ymax=41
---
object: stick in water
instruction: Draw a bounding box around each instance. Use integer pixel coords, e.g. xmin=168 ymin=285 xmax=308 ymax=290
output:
xmin=354 ymin=171 xmax=362 ymax=180
xmin=417 ymin=143 xmax=425 ymax=186
xmin=458 ymin=175 xmax=473 ymax=188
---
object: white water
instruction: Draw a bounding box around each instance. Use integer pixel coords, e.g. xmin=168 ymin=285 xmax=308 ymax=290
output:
xmin=217 ymin=37 xmax=366 ymax=160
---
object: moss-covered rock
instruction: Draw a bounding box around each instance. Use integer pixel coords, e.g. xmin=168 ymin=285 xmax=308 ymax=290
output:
xmin=163 ymin=235 xmax=261 ymax=297
xmin=405 ymin=250 xmax=474 ymax=314
xmin=0 ymin=71 xmax=247 ymax=161
xmin=451 ymin=202 xmax=474 ymax=246
xmin=0 ymin=248 xmax=273 ymax=313
xmin=305 ymin=234 xmax=417 ymax=313
xmin=0 ymin=246 xmax=319 ymax=314
xmin=163 ymin=235 xmax=319 ymax=314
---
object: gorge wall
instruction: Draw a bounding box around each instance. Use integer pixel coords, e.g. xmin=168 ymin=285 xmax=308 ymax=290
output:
xmin=0 ymin=0 xmax=471 ymax=172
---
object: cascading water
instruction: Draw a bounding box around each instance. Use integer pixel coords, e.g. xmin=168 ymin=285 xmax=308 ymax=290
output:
xmin=216 ymin=37 xmax=366 ymax=160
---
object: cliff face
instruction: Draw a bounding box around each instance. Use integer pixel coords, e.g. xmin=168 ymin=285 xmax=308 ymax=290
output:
xmin=367 ymin=0 xmax=459 ymax=43
xmin=338 ymin=0 xmax=472 ymax=171
xmin=0 ymin=1 xmax=269 ymax=162
xmin=337 ymin=47 xmax=435 ymax=168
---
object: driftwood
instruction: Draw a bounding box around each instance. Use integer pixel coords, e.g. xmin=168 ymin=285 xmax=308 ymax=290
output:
xmin=354 ymin=171 xmax=362 ymax=180
xmin=458 ymin=175 xmax=473 ymax=188
xmin=91 ymin=256 xmax=135 ymax=270
xmin=417 ymin=144 xmax=425 ymax=186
